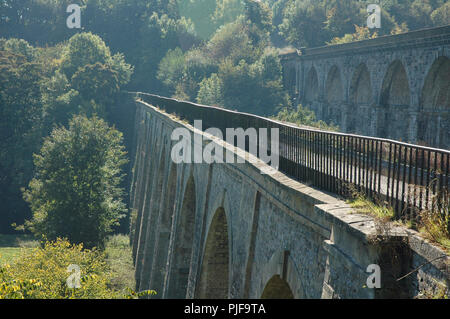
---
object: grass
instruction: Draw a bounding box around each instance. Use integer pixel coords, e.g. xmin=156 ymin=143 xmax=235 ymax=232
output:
xmin=348 ymin=196 xmax=395 ymax=221
xmin=0 ymin=234 xmax=39 ymax=266
xmin=104 ymin=234 xmax=136 ymax=294
xmin=418 ymin=210 xmax=450 ymax=252
xmin=347 ymin=191 xmax=449 ymax=253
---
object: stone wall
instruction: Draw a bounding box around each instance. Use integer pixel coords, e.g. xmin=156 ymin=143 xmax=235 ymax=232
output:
xmin=120 ymin=95 xmax=449 ymax=299
xmin=281 ymin=25 xmax=450 ymax=150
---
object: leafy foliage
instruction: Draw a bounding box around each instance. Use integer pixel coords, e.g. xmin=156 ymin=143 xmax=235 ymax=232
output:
xmin=23 ymin=115 xmax=128 ymax=249
xmin=327 ymin=25 xmax=378 ymax=45
xmin=0 ymin=50 xmax=45 ymax=233
xmin=273 ymin=105 xmax=339 ymax=131
xmin=0 ymin=0 xmax=447 ymax=237
xmin=0 ymin=238 xmax=116 ymax=299
xmin=277 ymin=0 xmax=448 ymax=48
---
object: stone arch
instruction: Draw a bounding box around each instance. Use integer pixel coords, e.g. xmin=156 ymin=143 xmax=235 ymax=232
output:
xmin=325 ymin=65 xmax=344 ymax=124
xmin=150 ymin=162 xmax=178 ymax=296
xmin=261 ymin=275 xmax=294 ymax=299
xmin=418 ymin=56 xmax=450 ymax=148
xmin=167 ymin=174 xmax=197 ymax=298
xmin=255 ymin=250 xmax=305 ymax=299
xmin=304 ymin=66 xmax=319 ymax=103
xmin=378 ymin=60 xmax=411 ymax=140
xmin=196 ymin=207 xmax=230 ymax=299
xmin=348 ymin=64 xmax=373 ymax=133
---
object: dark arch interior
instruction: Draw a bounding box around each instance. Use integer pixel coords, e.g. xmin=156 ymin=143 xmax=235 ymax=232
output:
xmin=378 ymin=61 xmax=411 ymax=139
xmin=418 ymin=57 xmax=450 ymax=148
xmin=380 ymin=60 xmax=411 ymax=107
xmin=325 ymin=66 xmax=344 ymax=124
xmin=326 ymin=66 xmax=343 ymax=103
xmin=347 ymin=64 xmax=372 ymax=133
xmin=261 ymin=275 xmax=294 ymax=299
xmin=305 ymin=67 xmax=319 ymax=102
xmin=196 ymin=207 xmax=229 ymax=299
xmin=350 ymin=64 xmax=372 ymax=105
xmin=421 ymin=56 xmax=450 ymax=110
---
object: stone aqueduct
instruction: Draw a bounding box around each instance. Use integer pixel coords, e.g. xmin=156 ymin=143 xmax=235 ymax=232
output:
xmin=113 ymin=94 xmax=448 ymax=300
xmin=111 ymin=26 xmax=450 ymax=299
xmin=281 ymin=25 xmax=450 ymax=150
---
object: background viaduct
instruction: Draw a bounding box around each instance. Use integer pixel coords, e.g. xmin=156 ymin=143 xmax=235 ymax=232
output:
xmin=281 ymin=25 xmax=450 ymax=150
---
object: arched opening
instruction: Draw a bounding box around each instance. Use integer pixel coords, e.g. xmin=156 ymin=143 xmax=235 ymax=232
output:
xmin=261 ymin=275 xmax=294 ymax=299
xmin=284 ymin=65 xmax=297 ymax=97
xmin=325 ymin=66 xmax=343 ymax=124
xmin=349 ymin=64 xmax=373 ymax=133
xmin=150 ymin=163 xmax=178 ymax=296
xmin=196 ymin=207 xmax=230 ymax=299
xmin=379 ymin=61 xmax=411 ymax=140
xmin=418 ymin=57 xmax=450 ymax=148
xmin=305 ymin=66 xmax=319 ymax=103
xmin=167 ymin=175 xmax=196 ymax=298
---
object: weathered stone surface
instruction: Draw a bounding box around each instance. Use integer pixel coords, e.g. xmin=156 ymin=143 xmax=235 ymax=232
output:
xmin=281 ymin=25 xmax=450 ymax=150
xmin=118 ymin=96 xmax=449 ymax=299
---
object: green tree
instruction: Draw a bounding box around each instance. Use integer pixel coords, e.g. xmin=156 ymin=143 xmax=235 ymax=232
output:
xmin=198 ymin=48 xmax=290 ymax=116
xmin=157 ymin=47 xmax=186 ymax=94
xmin=278 ymin=0 xmax=328 ymax=48
xmin=3 ymin=38 xmax=36 ymax=61
xmin=167 ymin=48 xmax=217 ymax=100
xmin=244 ymin=0 xmax=273 ymax=34
xmin=431 ymin=2 xmax=450 ymax=26
xmin=23 ymin=115 xmax=128 ymax=249
xmin=206 ymin=18 xmax=258 ymax=64
xmin=71 ymin=62 xmax=120 ymax=116
xmin=48 ymin=33 xmax=133 ymax=124
xmin=61 ymin=32 xmax=112 ymax=80
xmin=0 ymin=50 xmax=44 ymax=233
xmin=197 ymin=73 xmax=224 ymax=106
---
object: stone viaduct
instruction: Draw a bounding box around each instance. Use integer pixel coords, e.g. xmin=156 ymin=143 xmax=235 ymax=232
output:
xmin=112 ymin=93 xmax=449 ymax=299
xmin=280 ymin=25 xmax=450 ymax=150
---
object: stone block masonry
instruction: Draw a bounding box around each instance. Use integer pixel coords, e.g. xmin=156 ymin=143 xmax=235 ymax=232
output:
xmin=113 ymin=94 xmax=449 ymax=299
xmin=281 ymin=25 xmax=450 ymax=150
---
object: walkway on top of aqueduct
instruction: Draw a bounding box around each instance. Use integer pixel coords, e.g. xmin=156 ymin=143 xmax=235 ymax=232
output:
xmin=280 ymin=25 xmax=450 ymax=150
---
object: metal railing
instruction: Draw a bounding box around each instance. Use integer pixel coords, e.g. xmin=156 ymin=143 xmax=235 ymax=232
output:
xmin=133 ymin=92 xmax=450 ymax=224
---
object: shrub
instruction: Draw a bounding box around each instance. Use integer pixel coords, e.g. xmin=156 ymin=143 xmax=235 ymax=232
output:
xmin=0 ymin=238 xmax=116 ymax=299
xmin=273 ymin=105 xmax=339 ymax=131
